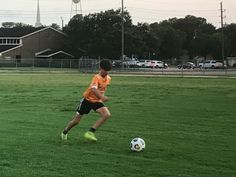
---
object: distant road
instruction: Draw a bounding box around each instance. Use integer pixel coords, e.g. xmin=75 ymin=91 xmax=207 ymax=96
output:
xmin=0 ymin=66 xmax=236 ymax=77
xmin=112 ymin=67 xmax=236 ymax=77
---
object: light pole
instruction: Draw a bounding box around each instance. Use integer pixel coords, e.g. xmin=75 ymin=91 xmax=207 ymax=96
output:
xmin=121 ymin=0 xmax=124 ymax=61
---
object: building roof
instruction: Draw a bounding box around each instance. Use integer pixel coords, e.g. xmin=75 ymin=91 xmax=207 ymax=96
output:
xmin=0 ymin=45 xmax=19 ymax=53
xmin=0 ymin=27 xmax=45 ymax=37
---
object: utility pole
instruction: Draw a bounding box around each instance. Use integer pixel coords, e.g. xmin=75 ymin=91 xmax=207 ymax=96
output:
xmin=220 ymin=2 xmax=226 ymax=68
xmin=121 ymin=0 xmax=124 ymax=61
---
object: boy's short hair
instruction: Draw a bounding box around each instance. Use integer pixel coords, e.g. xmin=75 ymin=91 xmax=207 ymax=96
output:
xmin=100 ymin=59 xmax=112 ymax=71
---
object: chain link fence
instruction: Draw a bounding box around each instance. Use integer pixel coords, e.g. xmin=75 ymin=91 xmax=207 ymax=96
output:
xmin=0 ymin=58 xmax=100 ymax=72
xmin=0 ymin=58 xmax=236 ymax=76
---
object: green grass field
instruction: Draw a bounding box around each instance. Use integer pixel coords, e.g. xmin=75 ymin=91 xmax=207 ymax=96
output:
xmin=0 ymin=73 xmax=235 ymax=177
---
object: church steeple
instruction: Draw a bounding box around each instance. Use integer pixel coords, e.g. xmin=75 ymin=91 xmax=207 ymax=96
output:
xmin=35 ymin=0 xmax=42 ymax=27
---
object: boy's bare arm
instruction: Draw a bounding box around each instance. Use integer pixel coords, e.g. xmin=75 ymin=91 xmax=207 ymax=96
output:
xmin=91 ymin=88 xmax=109 ymax=102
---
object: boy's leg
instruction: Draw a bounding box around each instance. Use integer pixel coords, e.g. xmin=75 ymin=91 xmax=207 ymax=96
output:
xmin=61 ymin=113 xmax=83 ymax=140
xmin=93 ymin=107 xmax=111 ymax=129
xmin=84 ymin=107 xmax=111 ymax=141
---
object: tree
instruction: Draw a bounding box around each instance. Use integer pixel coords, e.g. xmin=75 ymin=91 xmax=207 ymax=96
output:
xmin=224 ymin=23 xmax=236 ymax=56
xmin=1 ymin=22 xmax=32 ymax=28
xmin=2 ymin=22 xmax=15 ymax=28
xmin=159 ymin=15 xmax=220 ymax=61
xmin=50 ymin=23 xmax=60 ymax=30
xmin=64 ymin=9 xmax=132 ymax=59
xmin=149 ymin=23 xmax=184 ymax=61
xmin=125 ymin=23 xmax=157 ymax=59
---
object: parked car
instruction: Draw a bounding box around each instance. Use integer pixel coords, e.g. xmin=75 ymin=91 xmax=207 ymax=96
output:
xmin=136 ymin=60 xmax=150 ymax=68
xmin=123 ymin=59 xmax=139 ymax=68
xmin=146 ymin=60 xmax=168 ymax=68
xmin=112 ymin=60 xmax=123 ymax=68
xmin=198 ymin=60 xmax=223 ymax=69
xmin=177 ymin=62 xmax=196 ymax=69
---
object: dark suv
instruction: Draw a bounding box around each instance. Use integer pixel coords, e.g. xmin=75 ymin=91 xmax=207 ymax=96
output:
xmin=177 ymin=62 xmax=196 ymax=69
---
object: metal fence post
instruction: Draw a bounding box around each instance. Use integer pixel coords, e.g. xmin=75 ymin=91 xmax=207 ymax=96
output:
xmin=49 ymin=59 xmax=51 ymax=72
xmin=61 ymin=59 xmax=63 ymax=70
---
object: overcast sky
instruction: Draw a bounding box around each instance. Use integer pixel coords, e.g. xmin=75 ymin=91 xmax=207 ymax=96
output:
xmin=0 ymin=0 xmax=235 ymax=28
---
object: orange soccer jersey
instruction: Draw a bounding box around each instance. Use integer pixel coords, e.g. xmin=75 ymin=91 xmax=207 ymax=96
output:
xmin=83 ymin=74 xmax=111 ymax=103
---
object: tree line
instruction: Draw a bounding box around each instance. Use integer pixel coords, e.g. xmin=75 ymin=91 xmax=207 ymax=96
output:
xmin=63 ymin=9 xmax=236 ymax=63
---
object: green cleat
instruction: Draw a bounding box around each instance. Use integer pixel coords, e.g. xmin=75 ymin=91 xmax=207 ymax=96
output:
xmin=84 ymin=131 xmax=97 ymax=142
xmin=61 ymin=132 xmax=68 ymax=140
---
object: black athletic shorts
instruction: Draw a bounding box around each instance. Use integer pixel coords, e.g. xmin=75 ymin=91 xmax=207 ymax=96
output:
xmin=76 ymin=98 xmax=105 ymax=115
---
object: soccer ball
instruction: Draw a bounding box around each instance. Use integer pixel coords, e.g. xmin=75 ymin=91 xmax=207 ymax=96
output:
xmin=130 ymin=137 xmax=145 ymax=152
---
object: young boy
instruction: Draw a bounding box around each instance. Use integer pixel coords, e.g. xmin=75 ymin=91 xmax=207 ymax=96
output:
xmin=61 ymin=59 xmax=112 ymax=142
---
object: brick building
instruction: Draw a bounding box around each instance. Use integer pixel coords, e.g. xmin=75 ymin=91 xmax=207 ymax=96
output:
xmin=0 ymin=26 xmax=73 ymax=61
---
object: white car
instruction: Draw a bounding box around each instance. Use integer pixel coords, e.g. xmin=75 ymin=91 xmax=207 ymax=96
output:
xmin=146 ymin=60 xmax=167 ymax=68
xmin=198 ymin=60 xmax=223 ymax=69
xmin=136 ymin=60 xmax=150 ymax=68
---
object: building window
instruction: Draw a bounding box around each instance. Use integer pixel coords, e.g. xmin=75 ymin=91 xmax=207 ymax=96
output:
xmin=0 ymin=38 xmax=21 ymax=45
